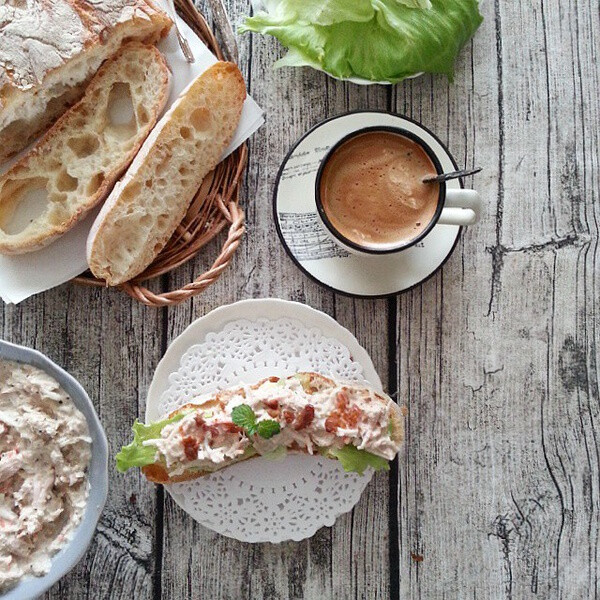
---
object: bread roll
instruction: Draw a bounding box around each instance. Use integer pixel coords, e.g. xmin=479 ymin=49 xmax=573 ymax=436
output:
xmin=87 ymin=61 xmax=246 ymax=285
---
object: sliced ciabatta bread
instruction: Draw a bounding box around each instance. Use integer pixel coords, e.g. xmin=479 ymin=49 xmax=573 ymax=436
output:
xmin=0 ymin=0 xmax=171 ymax=161
xmin=115 ymin=372 xmax=405 ymax=484
xmin=0 ymin=43 xmax=171 ymax=255
xmin=86 ymin=61 xmax=246 ymax=286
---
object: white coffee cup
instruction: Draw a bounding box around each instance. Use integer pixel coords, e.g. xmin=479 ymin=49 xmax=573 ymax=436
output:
xmin=314 ymin=125 xmax=481 ymax=256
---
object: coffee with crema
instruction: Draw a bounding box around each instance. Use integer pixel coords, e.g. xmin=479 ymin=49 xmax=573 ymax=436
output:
xmin=319 ymin=131 xmax=440 ymax=249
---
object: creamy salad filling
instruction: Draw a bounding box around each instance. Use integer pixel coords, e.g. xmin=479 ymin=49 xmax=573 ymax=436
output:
xmin=144 ymin=374 xmax=400 ymax=477
xmin=0 ymin=360 xmax=91 ymax=591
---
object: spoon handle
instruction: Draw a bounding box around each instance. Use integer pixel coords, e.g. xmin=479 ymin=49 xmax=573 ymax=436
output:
xmin=423 ymin=167 xmax=482 ymax=184
xmin=164 ymin=0 xmax=195 ymax=63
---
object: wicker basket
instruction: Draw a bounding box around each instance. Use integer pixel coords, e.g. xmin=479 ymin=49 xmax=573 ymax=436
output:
xmin=74 ymin=0 xmax=248 ymax=307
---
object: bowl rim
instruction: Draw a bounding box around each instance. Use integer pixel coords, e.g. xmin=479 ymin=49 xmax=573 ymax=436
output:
xmin=0 ymin=340 xmax=108 ymax=600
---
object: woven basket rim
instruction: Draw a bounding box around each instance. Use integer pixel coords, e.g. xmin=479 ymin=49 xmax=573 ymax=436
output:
xmin=74 ymin=0 xmax=248 ymax=307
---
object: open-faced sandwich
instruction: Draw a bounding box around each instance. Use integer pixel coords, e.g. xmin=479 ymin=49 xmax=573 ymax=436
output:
xmin=116 ymin=372 xmax=404 ymax=482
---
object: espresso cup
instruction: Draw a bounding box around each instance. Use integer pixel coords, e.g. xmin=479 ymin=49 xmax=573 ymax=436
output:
xmin=315 ymin=125 xmax=481 ymax=256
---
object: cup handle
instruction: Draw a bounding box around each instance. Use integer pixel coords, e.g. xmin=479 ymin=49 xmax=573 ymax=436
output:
xmin=437 ymin=189 xmax=481 ymax=226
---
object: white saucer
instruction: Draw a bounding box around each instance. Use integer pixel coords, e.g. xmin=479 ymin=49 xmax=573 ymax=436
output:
xmin=273 ymin=111 xmax=462 ymax=298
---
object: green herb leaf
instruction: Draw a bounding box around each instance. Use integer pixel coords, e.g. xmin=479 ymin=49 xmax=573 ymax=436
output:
xmin=257 ymin=419 xmax=281 ymax=439
xmin=115 ymin=413 xmax=186 ymax=473
xmin=325 ymin=445 xmax=390 ymax=475
xmin=232 ymin=405 xmax=281 ymax=439
xmin=231 ymin=404 xmax=258 ymax=435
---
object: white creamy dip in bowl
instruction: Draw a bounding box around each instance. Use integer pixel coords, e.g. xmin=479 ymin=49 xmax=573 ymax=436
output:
xmin=0 ymin=340 xmax=108 ymax=600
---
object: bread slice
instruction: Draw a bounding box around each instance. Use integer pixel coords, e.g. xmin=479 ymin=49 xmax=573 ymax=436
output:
xmin=138 ymin=372 xmax=405 ymax=484
xmin=0 ymin=43 xmax=171 ymax=255
xmin=0 ymin=0 xmax=171 ymax=162
xmin=86 ymin=61 xmax=246 ymax=286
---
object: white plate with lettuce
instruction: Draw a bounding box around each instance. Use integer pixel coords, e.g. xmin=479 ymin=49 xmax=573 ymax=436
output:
xmin=124 ymin=299 xmax=396 ymax=542
xmin=240 ymin=0 xmax=483 ymax=84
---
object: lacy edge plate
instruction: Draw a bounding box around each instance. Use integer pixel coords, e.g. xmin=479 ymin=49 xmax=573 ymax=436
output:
xmin=145 ymin=298 xmax=383 ymax=542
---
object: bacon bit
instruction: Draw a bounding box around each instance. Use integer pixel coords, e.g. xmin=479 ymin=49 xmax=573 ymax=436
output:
xmin=182 ymin=420 xmax=205 ymax=443
xmin=336 ymin=392 xmax=349 ymax=410
xmin=283 ymin=410 xmax=294 ymax=424
xmin=326 ymin=393 xmax=363 ymax=432
xmin=262 ymin=399 xmax=280 ymax=418
xmin=268 ymin=376 xmax=279 ymax=383
xmin=344 ymin=406 xmax=362 ymax=427
xmin=182 ymin=436 xmax=199 ymax=461
xmin=325 ymin=415 xmax=340 ymax=433
xmin=411 ymin=553 xmax=424 ymax=562
xmin=220 ymin=422 xmax=243 ymax=434
xmin=294 ymin=405 xmax=315 ymax=430
xmin=206 ymin=424 xmax=221 ymax=438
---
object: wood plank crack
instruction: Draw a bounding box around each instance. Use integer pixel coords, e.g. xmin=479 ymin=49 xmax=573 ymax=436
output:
xmin=486 ymin=234 xmax=590 ymax=316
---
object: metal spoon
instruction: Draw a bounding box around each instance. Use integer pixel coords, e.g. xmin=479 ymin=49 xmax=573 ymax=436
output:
xmin=423 ymin=167 xmax=482 ymax=184
xmin=165 ymin=0 xmax=195 ymax=63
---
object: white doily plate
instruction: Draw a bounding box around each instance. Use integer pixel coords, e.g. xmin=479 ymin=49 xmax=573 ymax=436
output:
xmin=146 ymin=299 xmax=383 ymax=542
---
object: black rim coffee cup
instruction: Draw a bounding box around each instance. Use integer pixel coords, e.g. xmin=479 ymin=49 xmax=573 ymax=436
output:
xmin=315 ymin=126 xmax=447 ymax=255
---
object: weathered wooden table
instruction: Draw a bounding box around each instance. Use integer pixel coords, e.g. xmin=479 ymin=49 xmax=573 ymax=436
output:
xmin=2 ymin=1 xmax=597 ymax=598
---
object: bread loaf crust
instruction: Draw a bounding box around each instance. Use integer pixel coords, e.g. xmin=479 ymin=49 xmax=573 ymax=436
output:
xmin=0 ymin=0 xmax=172 ymax=161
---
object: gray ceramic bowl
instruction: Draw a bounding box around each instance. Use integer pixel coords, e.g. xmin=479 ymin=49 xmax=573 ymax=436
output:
xmin=0 ymin=340 xmax=108 ymax=600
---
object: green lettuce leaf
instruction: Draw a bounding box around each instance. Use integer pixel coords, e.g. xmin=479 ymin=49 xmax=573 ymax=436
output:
xmin=323 ymin=445 xmax=390 ymax=475
xmin=396 ymin=0 xmax=432 ymax=8
xmin=240 ymin=0 xmax=482 ymax=83
xmin=262 ymin=445 xmax=288 ymax=461
xmin=252 ymin=0 xmax=374 ymax=26
xmin=115 ymin=414 xmax=186 ymax=473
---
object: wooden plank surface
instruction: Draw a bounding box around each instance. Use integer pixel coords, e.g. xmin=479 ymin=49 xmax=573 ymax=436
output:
xmin=0 ymin=0 xmax=596 ymax=599
xmin=159 ymin=4 xmax=392 ymax=599
xmin=2 ymin=282 xmax=165 ymax=600
xmin=393 ymin=1 xmax=600 ymax=599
